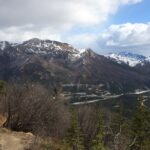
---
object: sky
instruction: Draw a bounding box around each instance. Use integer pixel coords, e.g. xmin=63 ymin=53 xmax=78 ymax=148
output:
xmin=0 ymin=0 xmax=150 ymax=55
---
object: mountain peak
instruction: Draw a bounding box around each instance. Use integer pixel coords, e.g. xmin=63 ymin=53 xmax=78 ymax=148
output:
xmin=81 ymin=48 xmax=97 ymax=58
xmin=17 ymin=38 xmax=80 ymax=55
xmin=27 ymin=38 xmax=41 ymax=42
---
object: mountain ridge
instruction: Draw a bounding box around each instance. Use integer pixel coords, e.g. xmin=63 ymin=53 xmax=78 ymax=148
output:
xmin=107 ymin=51 xmax=150 ymax=67
xmin=0 ymin=38 xmax=150 ymax=94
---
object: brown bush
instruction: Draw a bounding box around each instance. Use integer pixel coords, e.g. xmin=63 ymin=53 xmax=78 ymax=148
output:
xmin=1 ymin=84 xmax=70 ymax=138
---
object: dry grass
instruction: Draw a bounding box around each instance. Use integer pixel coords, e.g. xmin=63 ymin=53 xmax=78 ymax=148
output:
xmin=0 ymin=123 xmax=34 ymax=150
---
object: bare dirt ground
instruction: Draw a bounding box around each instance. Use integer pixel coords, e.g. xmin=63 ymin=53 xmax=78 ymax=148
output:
xmin=0 ymin=115 xmax=34 ymax=150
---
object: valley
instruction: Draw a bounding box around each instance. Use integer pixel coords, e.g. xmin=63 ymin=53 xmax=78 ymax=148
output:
xmin=63 ymin=83 xmax=150 ymax=114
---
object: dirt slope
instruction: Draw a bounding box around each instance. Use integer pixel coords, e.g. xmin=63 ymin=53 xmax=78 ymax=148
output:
xmin=0 ymin=115 xmax=34 ymax=150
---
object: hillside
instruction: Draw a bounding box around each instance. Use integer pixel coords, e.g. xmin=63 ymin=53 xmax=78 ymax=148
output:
xmin=0 ymin=38 xmax=150 ymax=94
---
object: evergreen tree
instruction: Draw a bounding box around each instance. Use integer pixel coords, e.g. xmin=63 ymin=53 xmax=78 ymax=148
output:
xmin=91 ymin=113 xmax=107 ymax=150
xmin=66 ymin=109 xmax=84 ymax=150
xmin=130 ymin=95 xmax=150 ymax=150
xmin=111 ymin=106 xmax=129 ymax=150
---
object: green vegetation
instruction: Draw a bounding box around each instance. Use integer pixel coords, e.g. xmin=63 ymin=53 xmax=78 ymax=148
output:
xmin=91 ymin=114 xmax=106 ymax=150
xmin=65 ymin=109 xmax=84 ymax=150
xmin=0 ymin=83 xmax=150 ymax=150
xmin=130 ymin=96 xmax=150 ymax=150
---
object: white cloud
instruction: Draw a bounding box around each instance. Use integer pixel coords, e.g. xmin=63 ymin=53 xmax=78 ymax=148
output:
xmin=98 ymin=23 xmax=150 ymax=55
xmin=0 ymin=0 xmax=142 ymax=28
xmin=100 ymin=23 xmax=150 ymax=46
xmin=0 ymin=0 xmax=142 ymax=42
xmin=65 ymin=33 xmax=98 ymax=49
xmin=0 ymin=25 xmax=61 ymax=42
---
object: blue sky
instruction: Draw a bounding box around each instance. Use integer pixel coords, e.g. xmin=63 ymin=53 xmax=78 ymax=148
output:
xmin=69 ymin=0 xmax=150 ymax=33
xmin=0 ymin=0 xmax=150 ymax=55
xmin=113 ymin=0 xmax=150 ymax=24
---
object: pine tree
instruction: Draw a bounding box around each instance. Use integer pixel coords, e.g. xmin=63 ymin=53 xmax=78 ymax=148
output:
xmin=66 ymin=109 xmax=84 ymax=150
xmin=111 ymin=105 xmax=130 ymax=150
xmin=91 ymin=113 xmax=107 ymax=150
xmin=130 ymin=95 xmax=150 ymax=150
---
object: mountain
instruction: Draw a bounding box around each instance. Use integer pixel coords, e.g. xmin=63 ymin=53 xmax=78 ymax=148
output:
xmin=0 ymin=38 xmax=86 ymax=85
xmin=0 ymin=38 xmax=150 ymax=94
xmin=107 ymin=51 xmax=150 ymax=67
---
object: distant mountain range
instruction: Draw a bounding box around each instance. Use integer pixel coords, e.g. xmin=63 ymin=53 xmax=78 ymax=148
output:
xmin=0 ymin=38 xmax=150 ymax=94
xmin=107 ymin=51 xmax=150 ymax=67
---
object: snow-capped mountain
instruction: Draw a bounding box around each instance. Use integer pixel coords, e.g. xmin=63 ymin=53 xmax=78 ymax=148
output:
xmin=21 ymin=38 xmax=79 ymax=54
xmin=1 ymin=38 xmax=150 ymax=94
xmin=0 ymin=38 xmax=87 ymax=61
xmin=107 ymin=52 xmax=149 ymax=67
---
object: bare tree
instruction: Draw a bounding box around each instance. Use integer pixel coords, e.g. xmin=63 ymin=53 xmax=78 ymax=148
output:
xmin=1 ymin=83 xmax=70 ymax=138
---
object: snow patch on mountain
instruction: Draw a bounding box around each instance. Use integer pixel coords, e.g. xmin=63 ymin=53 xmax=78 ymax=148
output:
xmin=107 ymin=52 xmax=149 ymax=67
xmin=145 ymin=56 xmax=150 ymax=62
xmin=3 ymin=38 xmax=149 ymax=67
xmin=21 ymin=38 xmax=79 ymax=54
xmin=72 ymin=48 xmax=86 ymax=58
xmin=0 ymin=41 xmax=7 ymax=50
xmin=0 ymin=39 xmax=91 ymax=62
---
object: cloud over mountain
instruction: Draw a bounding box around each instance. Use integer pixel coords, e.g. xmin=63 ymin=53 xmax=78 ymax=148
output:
xmin=97 ymin=23 xmax=150 ymax=55
xmin=0 ymin=0 xmax=142 ymax=42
